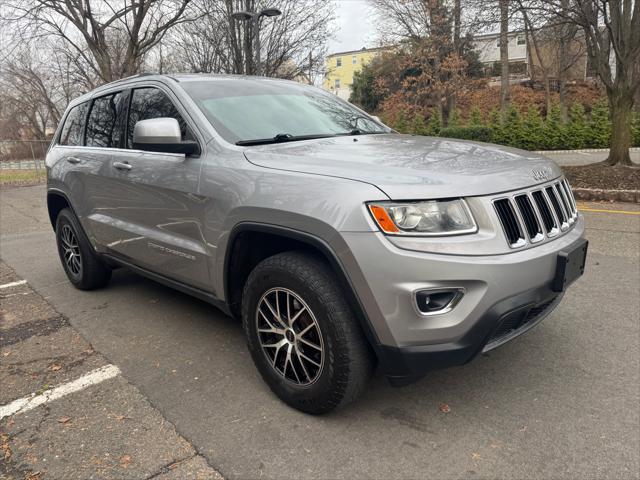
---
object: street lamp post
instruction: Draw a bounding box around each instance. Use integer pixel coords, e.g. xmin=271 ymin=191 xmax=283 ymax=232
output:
xmin=232 ymin=8 xmax=281 ymax=76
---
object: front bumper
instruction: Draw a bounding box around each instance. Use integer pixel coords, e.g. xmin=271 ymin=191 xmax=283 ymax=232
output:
xmin=341 ymin=215 xmax=586 ymax=382
xmin=376 ymin=285 xmax=563 ymax=384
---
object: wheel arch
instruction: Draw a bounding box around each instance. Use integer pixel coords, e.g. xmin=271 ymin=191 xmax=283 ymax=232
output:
xmin=223 ymin=223 xmax=382 ymax=350
xmin=47 ymin=189 xmax=75 ymax=230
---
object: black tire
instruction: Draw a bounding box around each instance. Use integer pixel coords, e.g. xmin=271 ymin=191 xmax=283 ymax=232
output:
xmin=242 ymin=251 xmax=374 ymax=414
xmin=55 ymin=208 xmax=111 ymax=290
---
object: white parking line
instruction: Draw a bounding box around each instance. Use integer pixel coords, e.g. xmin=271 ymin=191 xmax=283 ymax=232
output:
xmin=0 ymin=279 xmax=27 ymax=289
xmin=0 ymin=364 xmax=121 ymax=420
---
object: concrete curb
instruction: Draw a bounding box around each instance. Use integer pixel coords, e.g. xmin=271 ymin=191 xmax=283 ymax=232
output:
xmin=536 ymin=147 xmax=640 ymax=155
xmin=572 ymin=187 xmax=639 ymax=203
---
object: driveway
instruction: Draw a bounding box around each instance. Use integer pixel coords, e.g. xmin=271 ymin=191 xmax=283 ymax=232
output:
xmin=1 ymin=185 xmax=639 ymax=479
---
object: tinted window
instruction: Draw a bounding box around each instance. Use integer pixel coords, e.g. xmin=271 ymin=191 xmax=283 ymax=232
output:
xmin=86 ymin=92 xmax=125 ymax=148
xmin=127 ymin=88 xmax=189 ymax=148
xmin=59 ymin=103 xmax=88 ymax=146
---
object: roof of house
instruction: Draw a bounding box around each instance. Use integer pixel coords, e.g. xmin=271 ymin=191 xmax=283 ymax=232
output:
xmin=326 ymin=46 xmax=390 ymax=58
xmin=473 ymin=30 xmax=525 ymax=40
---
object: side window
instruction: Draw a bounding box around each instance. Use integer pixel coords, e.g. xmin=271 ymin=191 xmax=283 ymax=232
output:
xmin=127 ymin=88 xmax=191 ymax=148
xmin=59 ymin=103 xmax=88 ymax=146
xmin=86 ymin=92 xmax=126 ymax=148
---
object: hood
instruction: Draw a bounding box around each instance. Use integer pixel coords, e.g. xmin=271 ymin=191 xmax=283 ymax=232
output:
xmin=243 ymin=134 xmax=563 ymax=200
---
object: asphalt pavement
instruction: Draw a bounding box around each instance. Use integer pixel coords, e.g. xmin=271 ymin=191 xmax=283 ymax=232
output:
xmin=1 ymin=185 xmax=639 ymax=479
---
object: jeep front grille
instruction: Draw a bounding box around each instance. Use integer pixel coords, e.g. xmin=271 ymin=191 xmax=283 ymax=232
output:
xmin=493 ymin=178 xmax=578 ymax=248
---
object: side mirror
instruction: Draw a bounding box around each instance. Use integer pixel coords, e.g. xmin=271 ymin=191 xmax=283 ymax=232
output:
xmin=132 ymin=118 xmax=199 ymax=155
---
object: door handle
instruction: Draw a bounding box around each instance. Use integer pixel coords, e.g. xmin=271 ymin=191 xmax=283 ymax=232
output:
xmin=67 ymin=156 xmax=81 ymax=164
xmin=113 ymin=161 xmax=132 ymax=171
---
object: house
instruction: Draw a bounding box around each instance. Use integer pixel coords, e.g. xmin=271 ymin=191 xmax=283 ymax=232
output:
xmin=473 ymin=28 xmax=594 ymax=84
xmin=528 ymin=27 xmax=590 ymax=83
xmin=473 ymin=31 xmax=529 ymax=77
xmin=323 ymin=46 xmax=388 ymax=100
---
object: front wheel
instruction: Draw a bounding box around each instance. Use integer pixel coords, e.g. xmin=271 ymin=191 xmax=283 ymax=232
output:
xmin=242 ymin=252 xmax=374 ymax=414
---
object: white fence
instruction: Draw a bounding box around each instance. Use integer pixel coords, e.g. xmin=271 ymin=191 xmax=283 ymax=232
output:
xmin=0 ymin=140 xmax=50 ymax=170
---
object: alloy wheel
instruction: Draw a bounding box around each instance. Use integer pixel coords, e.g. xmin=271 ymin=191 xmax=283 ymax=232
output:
xmin=255 ymin=287 xmax=324 ymax=386
xmin=60 ymin=224 xmax=82 ymax=276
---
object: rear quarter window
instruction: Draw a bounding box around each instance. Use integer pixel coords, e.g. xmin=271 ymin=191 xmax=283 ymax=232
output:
xmin=59 ymin=103 xmax=88 ymax=146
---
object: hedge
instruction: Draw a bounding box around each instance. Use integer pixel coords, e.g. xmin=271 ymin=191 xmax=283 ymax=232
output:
xmin=387 ymin=101 xmax=640 ymax=151
xmin=439 ymin=126 xmax=493 ymax=143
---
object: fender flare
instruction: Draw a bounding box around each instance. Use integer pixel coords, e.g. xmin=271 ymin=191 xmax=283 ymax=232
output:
xmin=46 ymin=188 xmax=77 ymax=229
xmin=223 ymin=222 xmax=383 ymax=352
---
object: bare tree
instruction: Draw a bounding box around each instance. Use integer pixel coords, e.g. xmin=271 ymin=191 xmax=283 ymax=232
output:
xmin=369 ymin=0 xmax=432 ymax=41
xmin=0 ymin=41 xmax=85 ymax=139
xmin=3 ymin=0 xmax=196 ymax=83
xmin=528 ymin=0 xmax=639 ymax=166
xmin=165 ymin=0 xmax=333 ymax=79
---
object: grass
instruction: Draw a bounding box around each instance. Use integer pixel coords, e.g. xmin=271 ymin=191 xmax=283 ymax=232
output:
xmin=0 ymin=168 xmax=46 ymax=186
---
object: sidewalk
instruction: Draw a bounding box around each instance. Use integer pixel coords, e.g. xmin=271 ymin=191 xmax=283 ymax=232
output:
xmin=536 ymin=147 xmax=640 ymax=166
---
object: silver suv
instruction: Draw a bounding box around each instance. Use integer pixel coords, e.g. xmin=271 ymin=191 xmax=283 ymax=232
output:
xmin=46 ymin=74 xmax=588 ymax=414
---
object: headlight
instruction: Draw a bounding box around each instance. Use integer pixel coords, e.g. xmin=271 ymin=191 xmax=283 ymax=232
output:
xmin=368 ymin=199 xmax=477 ymax=235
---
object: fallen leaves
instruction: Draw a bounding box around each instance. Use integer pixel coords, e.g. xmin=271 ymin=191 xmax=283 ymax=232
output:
xmin=120 ymin=454 xmax=132 ymax=468
xmin=57 ymin=416 xmax=71 ymax=424
xmin=438 ymin=403 xmax=451 ymax=413
xmin=1 ymin=433 xmax=11 ymax=462
xmin=471 ymin=452 xmax=482 ymax=460
xmin=48 ymin=363 xmax=62 ymax=372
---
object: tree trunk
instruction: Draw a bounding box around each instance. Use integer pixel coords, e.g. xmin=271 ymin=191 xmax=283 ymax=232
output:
xmin=522 ymin=11 xmax=551 ymax=115
xmin=499 ymin=0 xmax=510 ymax=116
xmin=544 ymin=78 xmax=552 ymax=115
xmin=453 ymin=0 xmax=461 ymax=54
xmin=558 ymin=0 xmax=569 ymax=122
xmin=558 ymin=36 xmax=568 ymax=121
xmin=606 ymin=91 xmax=634 ymax=166
xmin=524 ymin=28 xmax=535 ymax=81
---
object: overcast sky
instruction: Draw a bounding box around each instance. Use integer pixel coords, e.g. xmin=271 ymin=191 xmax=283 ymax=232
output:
xmin=327 ymin=0 xmax=378 ymax=54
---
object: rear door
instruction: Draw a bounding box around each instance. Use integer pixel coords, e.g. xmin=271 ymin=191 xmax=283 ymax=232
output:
xmin=51 ymin=94 xmax=128 ymax=246
xmin=106 ymin=86 xmax=210 ymax=290
xmin=81 ymin=90 xmax=129 ymax=247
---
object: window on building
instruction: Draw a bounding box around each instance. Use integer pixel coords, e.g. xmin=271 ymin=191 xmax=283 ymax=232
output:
xmin=336 ymin=57 xmax=342 ymax=67
xmin=517 ymin=34 xmax=526 ymax=45
xmin=352 ymin=55 xmax=357 ymax=64
xmin=334 ymin=79 xmax=340 ymax=89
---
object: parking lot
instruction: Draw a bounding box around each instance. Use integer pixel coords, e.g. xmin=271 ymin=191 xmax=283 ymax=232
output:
xmin=1 ymin=184 xmax=639 ymax=479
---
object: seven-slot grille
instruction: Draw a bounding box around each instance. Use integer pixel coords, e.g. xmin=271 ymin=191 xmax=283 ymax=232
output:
xmin=493 ymin=178 xmax=578 ymax=248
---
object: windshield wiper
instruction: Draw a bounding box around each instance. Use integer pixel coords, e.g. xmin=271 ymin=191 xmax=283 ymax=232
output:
xmin=236 ymin=133 xmax=337 ymax=146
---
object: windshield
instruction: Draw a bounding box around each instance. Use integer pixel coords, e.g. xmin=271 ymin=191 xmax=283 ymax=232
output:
xmin=181 ymin=79 xmax=391 ymax=145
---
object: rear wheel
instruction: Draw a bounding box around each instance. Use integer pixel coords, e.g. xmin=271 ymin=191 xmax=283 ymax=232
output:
xmin=242 ymin=252 xmax=374 ymax=414
xmin=55 ymin=208 xmax=111 ymax=290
